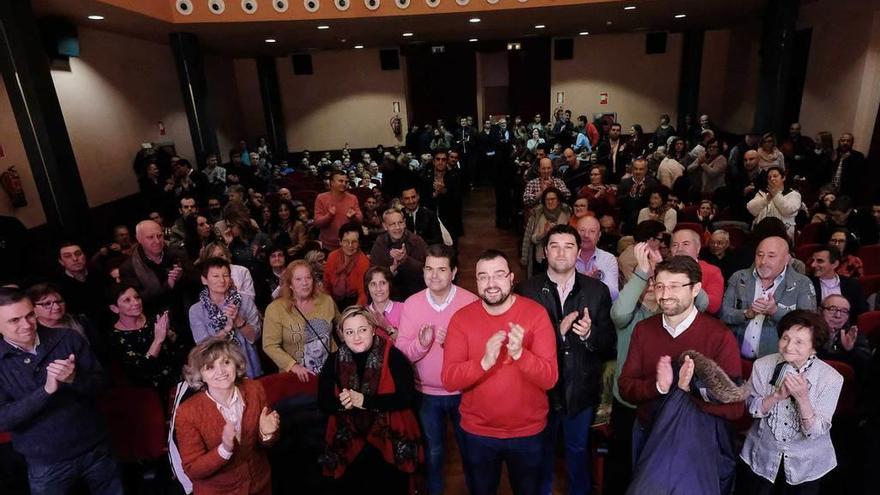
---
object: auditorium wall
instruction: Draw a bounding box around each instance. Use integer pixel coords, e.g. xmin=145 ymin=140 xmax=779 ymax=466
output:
xmin=232 ymin=58 xmax=267 ymax=149
xmin=549 ymin=32 xmax=684 ymax=132
xmin=51 ymin=27 xmax=195 ymax=208
xmin=0 ymin=79 xmax=46 ymax=227
xmin=275 ymin=48 xmax=408 ymax=152
xmin=799 ymin=0 xmax=880 ymax=153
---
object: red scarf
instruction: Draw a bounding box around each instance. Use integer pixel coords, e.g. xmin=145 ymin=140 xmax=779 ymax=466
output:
xmin=322 ymin=335 xmax=422 ymax=478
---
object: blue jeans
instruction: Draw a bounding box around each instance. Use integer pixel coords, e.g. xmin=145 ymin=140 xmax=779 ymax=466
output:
xmin=462 ymin=430 xmax=543 ymax=495
xmin=539 ymin=407 xmax=594 ymax=495
xmin=418 ymin=393 xmax=468 ymax=495
xmin=27 ymin=442 xmax=122 ymax=495
xmin=631 ymin=420 xmax=648 ymax=467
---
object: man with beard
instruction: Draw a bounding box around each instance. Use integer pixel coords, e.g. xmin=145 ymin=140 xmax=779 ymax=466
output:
xmin=517 ymin=225 xmax=613 ymax=495
xmin=822 ymin=133 xmax=866 ymax=202
xmin=442 ymin=249 xmax=558 ymax=495
xmin=619 ymin=256 xmax=742 ymax=492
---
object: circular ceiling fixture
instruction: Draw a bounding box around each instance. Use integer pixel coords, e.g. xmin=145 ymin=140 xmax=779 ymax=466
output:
xmin=365 ymin=0 xmax=380 ymax=10
xmin=176 ymin=0 xmax=194 ymax=15
xmin=456 ymin=0 xmax=469 ymax=5
xmin=273 ymin=0 xmax=289 ymax=11
xmin=395 ymin=0 xmax=410 ymax=7
xmin=304 ymin=0 xmax=319 ymax=11
xmin=241 ymin=0 xmax=258 ymax=13
xmin=334 ymin=0 xmax=350 ymax=10
xmin=426 ymin=0 xmax=440 ymax=7
xmin=208 ymin=0 xmax=226 ymax=14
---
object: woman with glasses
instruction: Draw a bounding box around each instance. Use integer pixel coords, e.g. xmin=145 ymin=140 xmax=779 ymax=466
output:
xmin=687 ymin=139 xmax=728 ymax=194
xmin=324 ymin=222 xmax=370 ymax=309
xmin=740 ymin=310 xmax=842 ymax=494
xmin=364 ymin=266 xmax=402 ymax=341
xmin=521 ymin=187 xmax=571 ymax=278
xmin=577 ymin=165 xmax=617 ymax=218
xmin=817 ymin=294 xmax=872 ymax=378
xmin=569 ymin=195 xmax=593 ymax=227
xmin=26 ymin=282 xmax=103 ymax=357
xmin=828 ymin=228 xmax=863 ymax=278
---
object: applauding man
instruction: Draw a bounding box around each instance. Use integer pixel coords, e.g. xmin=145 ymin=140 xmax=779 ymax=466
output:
xmin=518 ymin=224 xmax=614 ymax=495
xmin=442 ymin=250 xmax=558 ymax=494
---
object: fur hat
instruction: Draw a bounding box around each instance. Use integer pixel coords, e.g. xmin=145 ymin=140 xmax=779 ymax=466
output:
xmin=678 ymin=350 xmax=747 ymax=404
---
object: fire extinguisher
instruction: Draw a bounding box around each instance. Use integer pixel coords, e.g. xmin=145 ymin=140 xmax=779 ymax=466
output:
xmin=0 ymin=166 xmax=27 ymax=208
xmin=390 ymin=114 xmax=402 ymax=137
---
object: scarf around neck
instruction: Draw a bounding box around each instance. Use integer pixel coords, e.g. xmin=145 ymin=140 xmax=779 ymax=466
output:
xmin=199 ymin=287 xmax=243 ymax=343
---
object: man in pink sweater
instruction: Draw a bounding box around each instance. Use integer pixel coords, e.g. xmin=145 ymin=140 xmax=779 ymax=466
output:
xmin=313 ymin=170 xmax=362 ymax=250
xmin=442 ymin=249 xmax=558 ymax=495
xmin=396 ymin=244 xmax=478 ymax=495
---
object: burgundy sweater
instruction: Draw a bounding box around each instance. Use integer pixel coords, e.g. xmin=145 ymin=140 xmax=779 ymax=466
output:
xmin=618 ymin=312 xmax=744 ymax=426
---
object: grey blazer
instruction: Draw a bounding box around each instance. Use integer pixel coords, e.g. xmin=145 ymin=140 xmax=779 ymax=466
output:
xmin=720 ymin=268 xmax=817 ymax=358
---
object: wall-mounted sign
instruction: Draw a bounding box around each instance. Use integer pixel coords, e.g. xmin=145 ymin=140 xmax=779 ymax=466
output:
xmin=599 ymin=92 xmax=608 ymax=105
xmin=556 ymin=92 xmax=564 ymax=104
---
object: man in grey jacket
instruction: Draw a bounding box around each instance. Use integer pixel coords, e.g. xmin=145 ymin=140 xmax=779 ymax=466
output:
xmin=720 ymin=236 xmax=816 ymax=358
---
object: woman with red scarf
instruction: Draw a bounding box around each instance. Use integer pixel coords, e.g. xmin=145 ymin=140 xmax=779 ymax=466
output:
xmin=318 ymin=306 xmax=422 ymax=493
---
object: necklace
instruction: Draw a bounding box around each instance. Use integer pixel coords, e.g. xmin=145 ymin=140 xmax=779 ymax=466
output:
xmin=115 ymin=314 xmax=147 ymax=331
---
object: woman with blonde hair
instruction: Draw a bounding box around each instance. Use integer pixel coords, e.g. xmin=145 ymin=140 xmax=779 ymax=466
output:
xmin=262 ymin=260 xmax=339 ymax=381
xmin=175 ymin=338 xmax=281 ymax=495
xmin=318 ymin=306 xmax=422 ymax=493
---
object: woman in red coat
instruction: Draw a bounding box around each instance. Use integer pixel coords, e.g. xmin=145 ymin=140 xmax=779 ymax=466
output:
xmin=176 ymin=338 xmax=281 ymax=494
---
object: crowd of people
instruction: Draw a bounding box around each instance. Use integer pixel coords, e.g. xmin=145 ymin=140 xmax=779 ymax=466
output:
xmin=1 ymin=109 xmax=879 ymax=495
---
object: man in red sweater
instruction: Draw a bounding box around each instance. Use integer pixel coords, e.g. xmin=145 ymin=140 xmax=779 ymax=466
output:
xmin=442 ymin=249 xmax=558 ymax=495
xmin=671 ymin=228 xmax=723 ymax=314
xmin=313 ymin=170 xmax=363 ymax=250
xmin=619 ymin=256 xmax=742 ymax=492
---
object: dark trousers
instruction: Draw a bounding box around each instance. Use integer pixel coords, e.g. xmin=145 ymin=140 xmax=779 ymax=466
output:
xmin=462 ymin=430 xmax=543 ymax=495
xmin=539 ymin=407 xmax=595 ymax=495
xmin=330 ymin=444 xmax=410 ymax=495
xmin=605 ymin=400 xmax=636 ymax=495
xmin=26 ymin=442 xmax=122 ymax=495
xmin=738 ymin=461 xmax=821 ymax=495
xmin=418 ymin=393 xmax=468 ymax=495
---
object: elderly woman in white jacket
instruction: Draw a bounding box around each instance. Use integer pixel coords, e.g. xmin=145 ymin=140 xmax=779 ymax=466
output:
xmin=747 ymin=167 xmax=802 ymax=239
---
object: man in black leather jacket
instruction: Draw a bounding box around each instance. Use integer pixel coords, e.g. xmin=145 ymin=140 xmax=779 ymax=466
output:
xmin=517 ymin=223 xmax=615 ymax=495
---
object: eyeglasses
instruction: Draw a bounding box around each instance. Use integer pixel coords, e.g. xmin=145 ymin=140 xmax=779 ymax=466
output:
xmin=652 ymin=282 xmax=695 ymax=292
xmin=821 ymin=306 xmax=850 ymax=316
xmin=35 ymin=299 xmax=65 ymax=308
xmin=476 ymin=272 xmax=510 ymax=284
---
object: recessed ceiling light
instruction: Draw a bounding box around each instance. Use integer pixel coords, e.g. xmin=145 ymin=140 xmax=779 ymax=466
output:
xmin=354 ymin=44 xmax=364 ymax=49
xmin=317 ymin=25 xmax=330 ymax=30
xmin=674 ymin=14 xmax=687 ymax=19
xmin=265 ymin=38 xmax=277 ymax=43
xmin=87 ymin=15 xmax=104 ymax=20
xmin=469 ymin=38 xmax=478 ymax=42
xmin=403 ymin=32 xmax=414 ymax=37
xmin=534 ymin=24 xmax=546 ymax=29
xmin=624 ymin=5 xmax=636 ymax=10
xmin=579 ymin=31 xmax=590 ymax=35
xmin=469 ymin=17 xmax=481 ymax=23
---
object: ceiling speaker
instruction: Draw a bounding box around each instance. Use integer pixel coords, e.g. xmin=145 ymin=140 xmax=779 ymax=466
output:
xmin=455 ymin=0 xmax=469 ymax=5
xmin=395 ymin=0 xmax=410 ymax=8
xmin=273 ymin=0 xmax=289 ymax=11
xmin=304 ymin=0 xmax=319 ymax=11
xmin=208 ymin=0 xmax=226 ymax=14
xmin=241 ymin=0 xmax=258 ymax=13
xmin=365 ymin=0 xmax=379 ymax=9
xmin=176 ymin=0 xmax=194 ymax=14
xmin=486 ymin=0 xmax=499 ymax=4
xmin=425 ymin=0 xmax=439 ymax=7
xmin=334 ymin=0 xmax=350 ymax=10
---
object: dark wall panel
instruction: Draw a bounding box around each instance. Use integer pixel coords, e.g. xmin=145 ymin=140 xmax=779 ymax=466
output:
xmin=404 ymin=45 xmax=477 ymax=126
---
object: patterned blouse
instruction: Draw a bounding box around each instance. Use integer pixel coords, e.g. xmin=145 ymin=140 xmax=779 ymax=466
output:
xmin=110 ymin=316 xmax=187 ymax=390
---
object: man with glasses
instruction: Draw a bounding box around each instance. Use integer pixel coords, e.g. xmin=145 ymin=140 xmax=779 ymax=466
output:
xmin=518 ymin=224 xmax=614 ymax=495
xmin=619 ymin=256 xmax=742 ymax=491
xmin=721 ymin=236 xmax=816 ymax=359
xmin=442 ymin=249 xmax=557 ymax=495
xmin=817 ymin=294 xmax=872 ymax=377
xmin=809 ymin=247 xmax=866 ymax=318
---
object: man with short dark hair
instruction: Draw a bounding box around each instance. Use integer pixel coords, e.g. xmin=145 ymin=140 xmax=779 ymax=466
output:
xmin=169 ymin=195 xmax=198 ymax=247
xmin=401 ymin=187 xmax=443 ymax=246
xmin=822 ymin=133 xmax=866 ymax=202
xmin=617 ymin=159 xmax=659 ymax=234
xmin=55 ymin=242 xmax=106 ymax=320
xmin=314 ymin=169 xmax=363 ymax=250
xmin=442 ymin=250 xmax=558 ymax=494
xmin=670 ymin=229 xmax=723 ymax=314
xmin=825 ymin=196 xmax=879 ymax=245
xmin=0 ymin=288 xmax=121 ymax=494
xmin=597 ymin=123 xmax=630 ymax=181
xmin=809 ymin=247 xmax=866 ymax=318
xmin=619 ymin=256 xmax=742 ymax=492
xmin=420 ymin=149 xmax=464 ymax=242
xmin=396 ymin=245 xmax=478 ymax=495
xmin=518 ymin=224 xmax=614 ymax=495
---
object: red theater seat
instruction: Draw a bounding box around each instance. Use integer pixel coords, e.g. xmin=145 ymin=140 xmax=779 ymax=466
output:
xmin=856 ymin=310 xmax=880 ymax=347
xmin=826 ymin=360 xmax=856 ymax=418
xmin=97 ymin=387 xmax=166 ymax=462
xmin=797 ymin=222 xmax=824 ymax=247
xmin=257 ymin=372 xmax=318 ymax=407
xmin=795 ymin=243 xmax=825 ymax=264
xmin=858 ymin=244 xmax=880 ymax=276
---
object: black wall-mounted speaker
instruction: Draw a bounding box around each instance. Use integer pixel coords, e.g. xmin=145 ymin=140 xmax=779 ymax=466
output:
xmin=379 ymin=49 xmax=400 ymax=70
xmin=292 ymin=54 xmax=313 ymax=75
xmin=553 ymin=38 xmax=573 ymax=60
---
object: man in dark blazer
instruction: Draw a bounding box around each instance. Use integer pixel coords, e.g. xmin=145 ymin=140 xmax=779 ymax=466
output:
xmin=820 ymin=133 xmax=867 ymax=203
xmin=517 ymin=224 xmax=614 ymax=495
xmin=421 ymin=150 xmax=464 ymax=242
xmin=401 ymin=186 xmax=443 ymax=246
xmin=616 ymin=158 xmax=659 ymax=234
xmin=809 ymin=246 xmax=867 ymax=319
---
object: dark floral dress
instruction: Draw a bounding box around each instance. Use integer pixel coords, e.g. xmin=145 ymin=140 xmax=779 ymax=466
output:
xmin=110 ymin=316 xmax=188 ymax=391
